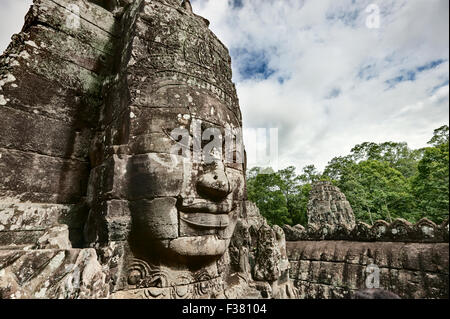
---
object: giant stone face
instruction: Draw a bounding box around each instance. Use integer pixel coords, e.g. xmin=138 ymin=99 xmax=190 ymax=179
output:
xmin=99 ymin=0 xmax=246 ymax=267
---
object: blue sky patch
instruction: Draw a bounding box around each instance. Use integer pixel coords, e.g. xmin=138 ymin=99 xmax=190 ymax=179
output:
xmin=385 ymin=59 xmax=447 ymax=89
xmin=386 ymin=70 xmax=416 ymax=88
xmin=326 ymin=7 xmax=360 ymax=27
xmin=231 ymin=48 xmax=276 ymax=80
xmin=416 ymin=59 xmax=446 ymax=72
xmin=278 ymin=77 xmax=287 ymax=85
xmin=325 ymin=88 xmax=342 ymax=99
xmin=228 ymin=0 xmax=243 ymax=9
xmin=358 ymin=63 xmax=378 ymax=81
xmin=431 ymin=79 xmax=449 ymax=94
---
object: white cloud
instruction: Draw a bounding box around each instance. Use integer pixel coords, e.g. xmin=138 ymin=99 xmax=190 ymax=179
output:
xmin=0 ymin=0 xmax=33 ymax=54
xmin=0 ymin=0 xmax=448 ymax=172
xmin=192 ymin=0 xmax=449 ymax=171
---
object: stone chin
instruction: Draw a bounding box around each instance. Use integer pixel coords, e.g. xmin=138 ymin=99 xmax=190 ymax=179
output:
xmin=169 ymin=209 xmax=239 ymax=259
xmin=166 ymin=235 xmax=231 ymax=257
xmin=130 ymin=234 xmax=234 ymax=267
xmin=130 ymin=199 xmax=240 ymax=263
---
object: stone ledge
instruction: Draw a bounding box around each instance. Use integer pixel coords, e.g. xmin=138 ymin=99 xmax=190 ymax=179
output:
xmin=287 ymin=240 xmax=449 ymax=299
xmin=284 ymin=217 xmax=449 ymax=243
xmin=0 ymin=248 xmax=109 ymax=299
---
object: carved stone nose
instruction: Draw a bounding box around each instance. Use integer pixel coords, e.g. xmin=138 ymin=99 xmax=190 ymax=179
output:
xmin=197 ymin=169 xmax=231 ymax=200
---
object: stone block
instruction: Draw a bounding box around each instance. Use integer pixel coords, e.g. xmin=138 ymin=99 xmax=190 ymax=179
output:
xmin=0 ymin=107 xmax=91 ymax=161
xmin=130 ymin=197 xmax=178 ymax=240
xmin=0 ymin=149 xmax=89 ymax=203
xmin=27 ymin=0 xmax=117 ymax=53
xmin=127 ymin=153 xmax=184 ymax=199
xmin=0 ymin=248 xmax=108 ymax=299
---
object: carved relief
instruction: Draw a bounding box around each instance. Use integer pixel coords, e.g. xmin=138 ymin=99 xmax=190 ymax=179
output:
xmin=0 ymin=0 xmax=356 ymax=301
xmin=123 ymin=257 xmax=224 ymax=299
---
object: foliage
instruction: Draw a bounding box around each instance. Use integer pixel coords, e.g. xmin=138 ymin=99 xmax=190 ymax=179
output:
xmin=247 ymin=167 xmax=291 ymax=226
xmin=336 ymin=160 xmax=415 ymax=224
xmin=411 ymin=126 xmax=449 ymax=224
xmin=323 ymin=141 xmax=422 ymax=180
xmin=247 ymin=126 xmax=449 ymax=226
xmin=247 ymin=166 xmax=313 ymax=226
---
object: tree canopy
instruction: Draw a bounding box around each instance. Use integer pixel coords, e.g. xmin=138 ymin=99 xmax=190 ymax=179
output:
xmin=246 ymin=126 xmax=449 ymax=226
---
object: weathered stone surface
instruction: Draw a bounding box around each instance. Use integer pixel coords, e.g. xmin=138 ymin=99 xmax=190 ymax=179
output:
xmin=226 ymin=201 xmax=297 ymax=299
xmin=0 ymin=107 xmax=92 ymax=160
xmin=84 ymin=200 xmax=131 ymax=245
xmin=74 ymin=0 xmax=250 ymax=299
xmin=127 ymin=154 xmax=184 ymax=199
xmin=0 ymin=149 xmax=90 ymax=204
xmin=0 ymin=200 xmax=88 ymax=249
xmin=283 ymin=224 xmax=307 ymax=241
xmin=253 ymin=225 xmax=281 ymax=281
xmin=35 ymin=225 xmax=72 ymax=250
xmin=0 ymin=202 xmax=78 ymax=232
xmin=0 ymin=0 xmax=114 ymax=209
xmin=61 ymin=0 xmax=251 ymax=298
xmin=26 ymin=0 xmax=118 ymax=53
xmin=287 ymin=241 xmax=449 ymax=299
xmin=352 ymin=289 xmax=401 ymax=299
xmin=1 ymin=0 xmax=445 ymax=300
xmin=0 ymin=231 xmax=45 ymax=247
xmin=0 ymin=69 xmax=99 ymax=125
xmin=131 ymin=198 xmax=178 ymax=240
xmin=307 ymin=182 xmax=356 ymax=238
xmin=0 ymin=0 xmax=124 ymax=299
xmin=301 ymin=182 xmax=448 ymax=243
xmin=348 ymin=218 xmax=448 ymax=243
xmin=0 ymin=248 xmax=109 ymax=299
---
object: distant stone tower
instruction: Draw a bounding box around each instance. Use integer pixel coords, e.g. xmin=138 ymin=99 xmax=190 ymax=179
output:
xmin=307 ymin=181 xmax=356 ymax=236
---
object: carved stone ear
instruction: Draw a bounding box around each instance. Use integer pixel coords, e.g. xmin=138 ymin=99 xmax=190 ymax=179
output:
xmin=181 ymin=0 xmax=193 ymax=14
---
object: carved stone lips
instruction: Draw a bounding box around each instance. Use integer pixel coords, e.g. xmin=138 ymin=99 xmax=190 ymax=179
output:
xmin=180 ymin=212 xmax=230 ymax=229
xmin=178 ymin=199 xmax=234 ymax=229
xmin=178 ymin=199 xmax=234 ymax=214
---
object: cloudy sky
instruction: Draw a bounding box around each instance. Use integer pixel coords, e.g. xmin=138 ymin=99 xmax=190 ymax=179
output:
xmin=1 ymin=0 xmax=449 ymax=172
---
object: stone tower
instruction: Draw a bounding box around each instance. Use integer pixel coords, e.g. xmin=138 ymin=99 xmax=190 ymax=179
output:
xmin=307 ymin=181 xmax=356 ymax=237
xmin=0 ymin=0 xmax=295 ymax=299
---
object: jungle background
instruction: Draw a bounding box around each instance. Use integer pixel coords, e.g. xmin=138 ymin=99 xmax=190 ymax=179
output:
xmin=246 ymin=125 xmax=449 ymax=227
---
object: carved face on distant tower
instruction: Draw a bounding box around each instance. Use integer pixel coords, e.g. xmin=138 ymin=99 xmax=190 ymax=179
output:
xmin=122 ymin=0 xmax=245 ymax=266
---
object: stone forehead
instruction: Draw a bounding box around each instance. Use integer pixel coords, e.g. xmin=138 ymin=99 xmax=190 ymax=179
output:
xmin=129 ymin=89 xmax=242 ymax=129
xmin=128 ymin=0 xmax=240 ymax=120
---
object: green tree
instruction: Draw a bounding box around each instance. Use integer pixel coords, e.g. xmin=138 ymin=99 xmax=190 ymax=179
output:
xmin=337 ymin=160 xmax=415 ymax=224
xmin=411 ymin=125 xmax=449 ymax=224
xmin=289 ymin=183 xmax=311 ymax=226
xmin=428 ymin=125 xmax=450 ymax=146
xmin=350 ymin=141 xmax=422 ymax=179
xmin=323 ymin=155 xmax=355 ymax=181
xmin=299 ymin=165 xmax=321 ymax=184
xmin=278 ymin=166 xmax=310 ymax=226
xmin=246 ymin=167 xmax=291 ymax=226
xmin=247 ymin=126 xmax=449 ymax=227
xmin=246 ymin=166 xmax=313 ymax=227
xmin=323 ymin=141 xmax=422 ymax=181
